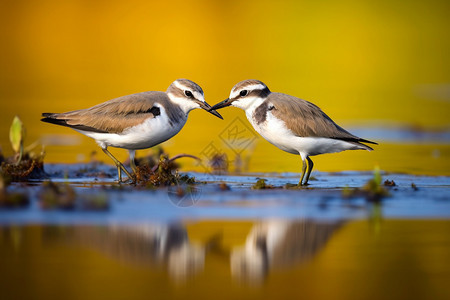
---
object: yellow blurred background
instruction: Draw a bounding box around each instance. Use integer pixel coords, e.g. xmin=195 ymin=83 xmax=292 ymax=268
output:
xmin=1 ymin=0 xmax=449 ymax=175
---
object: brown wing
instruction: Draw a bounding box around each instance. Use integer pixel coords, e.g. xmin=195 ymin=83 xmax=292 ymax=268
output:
xmin=41 ymin=91 xmax=169 ymax=134
xmin=269 ymin=93 xmax=376 ymax=145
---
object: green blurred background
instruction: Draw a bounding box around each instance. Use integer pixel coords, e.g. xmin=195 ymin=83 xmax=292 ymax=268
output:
xmin=1 ymin=0 xmax=449 ymax=175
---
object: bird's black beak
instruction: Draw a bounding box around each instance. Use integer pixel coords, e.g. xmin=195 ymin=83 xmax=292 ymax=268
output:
xmin=209 ymin=98 xmax=232 ymax=111
xmin=198 ymin=100 xmax=223 ymax=119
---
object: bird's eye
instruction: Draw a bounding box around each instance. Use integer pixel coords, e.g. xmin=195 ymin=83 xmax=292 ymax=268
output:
xmin=184 ymin=90 xmax=193 ymax=97
xmin=240 ymin=90 xmax=248 ymax=97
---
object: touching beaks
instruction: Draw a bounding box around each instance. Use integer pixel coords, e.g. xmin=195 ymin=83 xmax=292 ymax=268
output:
xmin=209 ymin=98 xmax=232 ymax=111
xmin=197 ymin=100 xmax=223 ymax=119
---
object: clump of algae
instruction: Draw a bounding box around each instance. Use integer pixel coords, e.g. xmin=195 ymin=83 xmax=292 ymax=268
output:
xmin=39 ymin=181 xmax=109 ymax=211
xmin=342 ymin=166 xmax=390 ymax=202
xmin=134 ymin=153 xmax=196 ymax=188
xmin=0 ymin=173 xmax=29 ymax=208
xmin=252 ymin=178 xmax=275 ymax=190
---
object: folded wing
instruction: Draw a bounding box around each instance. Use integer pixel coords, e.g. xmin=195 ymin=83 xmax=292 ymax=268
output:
xmin=41 ymin=91 xmax=168 ymax=134
xmin=269 ymin=93 xmax=377 ymax=150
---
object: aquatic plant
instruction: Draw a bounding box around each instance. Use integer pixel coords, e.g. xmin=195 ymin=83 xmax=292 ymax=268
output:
xmin=362 ymin=166 xmax=390 ymax=201
xmin=9 ymin=116 xmax=25 ymax=165
xmin=1 ymin=116 xmax=45 ymax=181
xmin=342 ymin=166 xmax=389 ymax=202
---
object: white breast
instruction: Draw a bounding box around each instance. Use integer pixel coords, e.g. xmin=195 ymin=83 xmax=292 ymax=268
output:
xmin=246 ymin=104 xmax=362 ymax=159
xmin=246 ymin=107 xmax=299 ymax=155
xmin=79 ymin=106 xmax=187 ymax=150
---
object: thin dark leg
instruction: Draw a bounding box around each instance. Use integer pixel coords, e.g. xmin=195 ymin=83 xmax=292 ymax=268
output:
xmin=117 ymin=166 xmax=122 ymax=182
xmin=102 ymin=148 xmax=134 ymax=182
xmin=304 ymin=156 xmax=314 ymax=185
xmin=299 ymin=159 xmax=307 ymax=186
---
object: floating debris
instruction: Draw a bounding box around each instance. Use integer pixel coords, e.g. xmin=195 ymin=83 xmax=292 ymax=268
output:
xmin=170 ymin=184 xmax=199 ymax=198
xmin=0 ymin=174 xmax=29 ymax=208
xmin=38 ymin=181 xmax=110 ymax=211
xmin=284 ymin=183 xmax=304 ymax=189
xmin=39 ymin=181 xmax=76 ymax=210
xmin=218 ymin=182 xmax=231 ymax=191
xmin=252 ymin=179 xmax=275 ymax=190
xmin=384 ymin=180 xmax=396 ymax=186
xmin=411 ymin=183 xmax=418 ymax=191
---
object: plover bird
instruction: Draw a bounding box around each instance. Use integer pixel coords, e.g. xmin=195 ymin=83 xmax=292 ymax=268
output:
xmin=41 ymin=79 xmax=222 ymax=182
xmin=210 ymin=80 xmax=377 ymax=186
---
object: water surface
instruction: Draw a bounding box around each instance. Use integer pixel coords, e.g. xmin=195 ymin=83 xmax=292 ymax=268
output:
xmin=1 ymin=167 xmax=450 ymax=300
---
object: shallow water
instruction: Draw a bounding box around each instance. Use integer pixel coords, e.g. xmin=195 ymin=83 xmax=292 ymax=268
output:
xmin=1 ymin=165 xmax=450 ymax=300
xmin=1 ymin=220 xmax=450 ymax=300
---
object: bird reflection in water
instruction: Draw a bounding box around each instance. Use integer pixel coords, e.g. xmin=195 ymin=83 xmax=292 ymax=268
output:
xmin=230 ymin=219 xmax=343 ymax=284
xmin=69 ymin=223 xmax=205 ymax=283
xmin=42 ymin=219 xmax=342 ymax=285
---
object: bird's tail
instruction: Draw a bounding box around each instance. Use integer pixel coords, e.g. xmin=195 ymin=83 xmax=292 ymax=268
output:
xmin=358 ymin=138 xmax=378 ymax=145
xmin=354 ymin=142 xmax=375 ymax=151
xmin=41 ymin=113 xmax=67 ymax=126
xmin=356 ymin=138 xmax=377 ymax=151
xmin=333 ymin=137 xmax=378 ymax=151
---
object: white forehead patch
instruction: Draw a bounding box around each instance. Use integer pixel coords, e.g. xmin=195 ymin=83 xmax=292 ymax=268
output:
xmin=173 ymin=80 xmax=204 ymax=97
xmin=230 ymin=84 xmax=266 ymax=99
xmin=173 ymin=80 xmax=187 ymax=91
